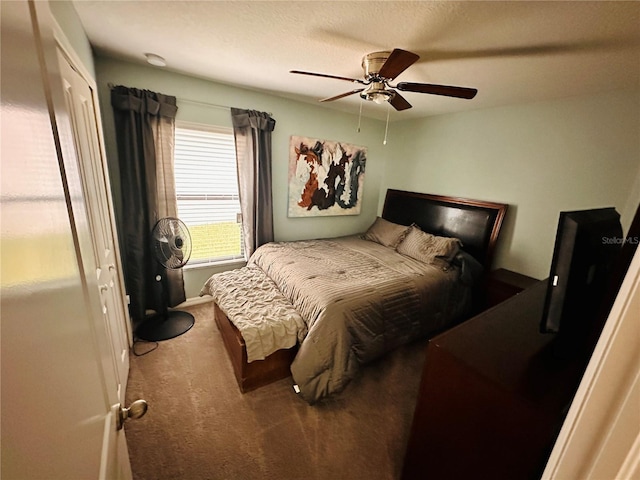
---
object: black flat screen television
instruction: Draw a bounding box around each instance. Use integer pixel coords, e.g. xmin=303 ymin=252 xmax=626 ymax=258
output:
xmin=540 ymin=207 xmax=622 ymax=356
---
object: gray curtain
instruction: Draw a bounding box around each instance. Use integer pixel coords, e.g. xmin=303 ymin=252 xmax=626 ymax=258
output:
xmin=111 ymin=86 xmax=185 ymax=324
xmin=230 ymin=108 xmax=276 ymax=258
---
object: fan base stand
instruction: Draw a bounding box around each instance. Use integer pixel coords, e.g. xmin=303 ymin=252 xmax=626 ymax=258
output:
xmin=136 ymin=310 xmax=195 ymax=342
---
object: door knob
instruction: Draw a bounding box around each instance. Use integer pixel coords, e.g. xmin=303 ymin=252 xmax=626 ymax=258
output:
xmin=115 ymin=399 xmax=148 ymax=431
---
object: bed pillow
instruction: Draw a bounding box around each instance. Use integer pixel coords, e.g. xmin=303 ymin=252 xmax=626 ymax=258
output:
xmin=362 ymin=217 xmax=411 ymax=248
xmin=396 ymin=226 xmax=462 ymax=265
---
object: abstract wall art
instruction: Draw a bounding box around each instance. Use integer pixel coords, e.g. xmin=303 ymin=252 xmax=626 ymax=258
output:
xmin=287 ymin=135 xmax=367 ymax=217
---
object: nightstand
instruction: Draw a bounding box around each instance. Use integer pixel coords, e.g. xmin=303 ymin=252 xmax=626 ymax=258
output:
xmin=485 ymin=268 xmax=538 ymax=308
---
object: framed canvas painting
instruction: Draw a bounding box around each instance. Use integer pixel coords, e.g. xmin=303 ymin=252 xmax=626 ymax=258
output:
xmin=288 ymin=135 xmax=367 ymax=217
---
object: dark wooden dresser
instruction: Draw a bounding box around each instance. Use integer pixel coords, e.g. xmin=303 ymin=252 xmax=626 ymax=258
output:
xmin=485 ymin=268 xmax=538 ymax=308
xmin=401 ymin=281 xmax=589 ymax=480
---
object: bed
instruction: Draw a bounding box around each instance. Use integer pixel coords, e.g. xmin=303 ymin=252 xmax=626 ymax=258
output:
xmin=201 ymin=189 xmax=508 ymax=403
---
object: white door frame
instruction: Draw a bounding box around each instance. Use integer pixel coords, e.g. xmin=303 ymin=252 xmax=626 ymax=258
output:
xmin=542 ymin=247 xmax=640 ymax=479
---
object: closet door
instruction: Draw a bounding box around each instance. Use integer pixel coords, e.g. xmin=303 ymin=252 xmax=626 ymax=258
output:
xmin=56 ymin=48 xmax=131 ymax=403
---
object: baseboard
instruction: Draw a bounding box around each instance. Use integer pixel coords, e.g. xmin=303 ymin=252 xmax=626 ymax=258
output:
xmin=175 ymin=296 xmax=214 ymax=309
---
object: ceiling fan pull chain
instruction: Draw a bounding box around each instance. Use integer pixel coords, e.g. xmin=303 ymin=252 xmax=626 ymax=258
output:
xmin=383 ymin=102 xmax=390 ymax=145
xmin=357 ymin=101 xmax=363 ymax=133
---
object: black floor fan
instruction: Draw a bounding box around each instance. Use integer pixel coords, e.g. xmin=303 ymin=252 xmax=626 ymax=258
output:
xmin=136 ymin=217 xmax=195 ymax=342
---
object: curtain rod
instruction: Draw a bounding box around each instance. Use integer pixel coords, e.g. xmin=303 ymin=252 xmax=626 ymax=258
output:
xmin=179 ymin=97 xmax=273 ymax=117
xmin=178 ymin=97 xmax=231 ymax=111
xmin=107 ymin=83 xmax=272 ymax=115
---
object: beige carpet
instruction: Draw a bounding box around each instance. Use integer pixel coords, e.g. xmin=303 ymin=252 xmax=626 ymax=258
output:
xmin=125 ymin=301 xmax=429 ymax=480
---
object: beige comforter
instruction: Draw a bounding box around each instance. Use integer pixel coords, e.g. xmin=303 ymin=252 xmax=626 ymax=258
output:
xmin=248 ymin=235 xmax=471 ymax=404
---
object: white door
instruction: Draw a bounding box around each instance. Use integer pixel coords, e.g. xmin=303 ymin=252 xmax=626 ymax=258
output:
xmin=56 ymin=46 xmax=131 ymax=403
xmin=0 ymin=1 xmax=138 ymax=478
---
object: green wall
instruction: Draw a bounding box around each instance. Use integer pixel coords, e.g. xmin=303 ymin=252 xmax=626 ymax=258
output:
xmin=94 ymin=57 xmax=390 ymax=297
xmin=50 ymin=0 xmax=640 ymax=296
xmin=387 ymin=90 xmax=640 ymax=279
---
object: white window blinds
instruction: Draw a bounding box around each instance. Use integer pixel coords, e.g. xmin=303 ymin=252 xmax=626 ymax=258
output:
xmin=174 ymin=122 xmax=243 ymax=265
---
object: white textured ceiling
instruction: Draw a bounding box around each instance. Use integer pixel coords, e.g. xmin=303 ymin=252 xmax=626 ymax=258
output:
xmin=72 ymin=1 xmax=640 ymax=121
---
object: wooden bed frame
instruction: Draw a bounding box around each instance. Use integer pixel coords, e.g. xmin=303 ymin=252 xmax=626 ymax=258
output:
xmin=214 ymin=189 xmax=508 ymax=393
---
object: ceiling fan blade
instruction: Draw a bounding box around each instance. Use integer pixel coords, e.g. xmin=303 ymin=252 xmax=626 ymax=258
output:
xmin=319 ymin=89 xmax=364 ymax=102
xmin=290 ymin=70 xmax=365 ymax=84
xmin=389 ymin=92 xmax=412 ymax=111
xmin=378 ymin=49 xmax=420 ymax=80
xmin=396 ymin=82 xmax=478 ymax=99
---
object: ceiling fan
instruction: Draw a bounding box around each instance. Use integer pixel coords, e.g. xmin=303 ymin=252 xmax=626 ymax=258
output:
xmin=291 ymin=48 xmax=478 ymax=111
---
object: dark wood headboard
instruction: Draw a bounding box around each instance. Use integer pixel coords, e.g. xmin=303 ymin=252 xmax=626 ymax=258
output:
xmin=382 ymin=189 xmax=508 ymax=270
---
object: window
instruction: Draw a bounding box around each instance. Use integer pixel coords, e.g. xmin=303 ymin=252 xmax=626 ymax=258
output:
xmin=174 ymin=122 xmax=243 ymax=266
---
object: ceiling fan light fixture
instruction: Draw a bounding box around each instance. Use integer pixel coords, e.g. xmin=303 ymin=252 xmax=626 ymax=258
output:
xmin=360 ymin=82 xmax=395 ymax=105
xmin=372 ymin=92 xmax=391 ymax=104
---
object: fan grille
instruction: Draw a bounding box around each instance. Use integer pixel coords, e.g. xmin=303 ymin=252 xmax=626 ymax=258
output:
xmin=152 ymin=217 xmax=192 ymax=269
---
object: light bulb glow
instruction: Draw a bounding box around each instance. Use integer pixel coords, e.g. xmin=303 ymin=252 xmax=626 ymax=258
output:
xmin=372 ymin=93 xmax=387 ymax=104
